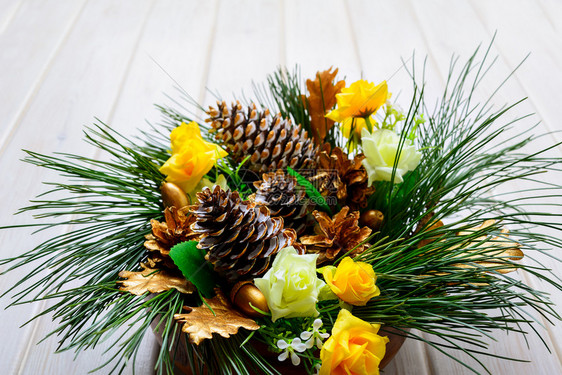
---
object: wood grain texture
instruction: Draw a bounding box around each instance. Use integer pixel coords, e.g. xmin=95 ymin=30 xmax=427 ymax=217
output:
xmin=0 ymin=0 xmax=158 ymax=374
xmin=0 ymin=0 xmax=86 ymax=155
xmin=0 ymin=0 xmax=560 ymax=374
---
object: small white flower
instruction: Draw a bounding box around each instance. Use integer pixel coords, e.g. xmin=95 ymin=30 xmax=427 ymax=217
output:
xmin=300 ymin=318 xmax=331 ymax=349
xmin=313 ymin=363 xmax=322 ymax=375
xmin=277 ymin=338 xmax=307 ymax=366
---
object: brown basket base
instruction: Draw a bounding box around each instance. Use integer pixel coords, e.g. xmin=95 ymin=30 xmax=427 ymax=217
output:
xmin=152 ymin=321 xmax=408 ymax=375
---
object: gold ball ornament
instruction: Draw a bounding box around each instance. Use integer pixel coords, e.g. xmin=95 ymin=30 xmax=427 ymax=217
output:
xmin=160 ymin=182 xmax=189 ymax=209
xmin=230 ymin=281 xmax=270 ymax=318
xmin=359 ymin=209 xmax=384 ymax=231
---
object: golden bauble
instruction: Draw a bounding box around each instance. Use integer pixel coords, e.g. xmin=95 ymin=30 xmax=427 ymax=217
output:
xmin=160 ymin=182 xmax=189 ymax=209
xmin=230 ymin=281 xmax=269 ymax=318
xmin=359 ymin=209 xmax=384 ymax=231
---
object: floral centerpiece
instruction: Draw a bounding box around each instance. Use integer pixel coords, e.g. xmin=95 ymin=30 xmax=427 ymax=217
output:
xmin=2 ymin=46 xmax=562 ymax=375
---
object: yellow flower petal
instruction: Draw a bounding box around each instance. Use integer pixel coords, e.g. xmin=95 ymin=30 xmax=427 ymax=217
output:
xmin=320 ymin=309 xmax=388 ymax=375
xmin=159 ymin=121 xmax=228 ymax=193
xmin=321 ymin=257 xmax=380 ymax=306
xmin=326 ymin=80 xmax=390 ymax=133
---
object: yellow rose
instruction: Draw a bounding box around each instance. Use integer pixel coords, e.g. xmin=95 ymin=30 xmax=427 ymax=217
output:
xmin=159 ymin=122 xmax=227 ymax=193
xmin=326 ymin=80 xmax=390 ymax=137
xmin=319 ymin=309 xmax=388 ymax=375
xmin=320 ymin=257 xmax=380 ymax=306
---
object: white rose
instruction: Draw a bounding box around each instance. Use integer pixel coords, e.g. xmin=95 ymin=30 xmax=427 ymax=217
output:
xmin=254 ymin=246 xmax=325 ymax=322
xmin=361 ymin=128 xmax=421 ymax=184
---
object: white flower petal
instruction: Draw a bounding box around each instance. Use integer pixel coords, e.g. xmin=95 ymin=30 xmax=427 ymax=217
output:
xmin=290 ymin=352 xmax=301 ymax=366
xmin=278 ymin=351 xmax=288 ymax=362
xmin=374 ymin=167 xmax=396 ymax=182
xmin=361 ymin=128 xmax=420 ymax=184
xmin=305 ymin=337 xmax=314 ymax=349
xmin=300 ymin=331 xmax=313 ymax=340
xmin=252 ymin=246 xmax=324 ymax=321
xmin=293 ymin=342 xmax=307 ymax=352
xmin=277 ymin=339 xmax=288 ymax=349
xmin=313 ymin=363 xmax=322 ymax=375
xmin=313 ymin=318 xmax=323 ymax=330
xmin=315 ymin=337 xmax=323 ymax=349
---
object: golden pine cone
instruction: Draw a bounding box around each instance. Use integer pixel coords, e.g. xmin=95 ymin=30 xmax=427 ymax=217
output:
xmin=144 ymin=206 xmax=199 ymax=268
xmin=301 ymin=206 xmax=372 ymax=264
xmin=308 ymin=145 xmax=374 ymax=210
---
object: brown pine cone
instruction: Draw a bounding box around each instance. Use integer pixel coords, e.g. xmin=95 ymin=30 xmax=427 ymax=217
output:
xmin=253 ymin=170 xmax=314 ymax=235
xmin=191 ymin=185 xmax=297 ymax=283
xmin=301 ymin=206 xmax=372 ymax=264
xmin=144 ymin=206 xmax=200 ymax=269
xmin=206 ymin=101 xmax=318 ymax=173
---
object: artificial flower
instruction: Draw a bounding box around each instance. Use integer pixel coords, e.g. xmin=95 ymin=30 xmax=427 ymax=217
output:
xmin=339 ymin=116 xmax=374 ymax=139
xmin=313 ymin=363 xmax=322 ymax=375
xmin=159 ymin=121 xmax=227 ymax=193
xmin=326 ymin=80 xmax=390 ymax=137
xmin=319 ymin=309 xmax=388 ymax=375
xmin=254 ymin=246 xmax=325 ymax=322
xmin=301 ymin=318 xmax=330 ymax=349
xmin=361 ymin=128 xmax=421 ymax=184
xmin=320 ymin=257 xmax=380 ymax=306
xmin=277 ymin=338 xmax=307 ymax=366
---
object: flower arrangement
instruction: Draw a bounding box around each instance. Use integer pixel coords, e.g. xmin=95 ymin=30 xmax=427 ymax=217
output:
xmin=2 ymin=45 xmax=562 ymax=375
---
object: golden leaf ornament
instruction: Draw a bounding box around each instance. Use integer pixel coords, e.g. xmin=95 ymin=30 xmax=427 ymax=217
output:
xmin=174 ymin=289 xmax=260 ymax=345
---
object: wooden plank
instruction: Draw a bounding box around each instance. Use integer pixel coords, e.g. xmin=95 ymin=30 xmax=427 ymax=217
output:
xmin=0 ymin=1 xmax=159 ymax=374
xmin=345 ymin=0 xmax=443 ymax=111
xmin=16 ymin=1 xmax=220 ymax=373
xmin=0 ymin=0 xmax=23 ymax=34
xmin=110 ymin=0 xmax=219 ymax=134
xmin=347 ymin=0 xmax=562 ymax=373
xmin=383 ymin=334 xmax=432 ymax=375
xmin=538 ymin=0 xmax=562 ymax=35
xmin=469 ymin=0 xmax=562 ymax=140
xmin=284 ymin=0 xmax=360 ymax=79
xmin=465 ymin=0 xmax=562 ymax=366
xmin=404 ymin=0 xmax=562 ymax=373
xmin=0 ymin=0 xmax=86 ymax=155
xmin=203 ymin=0 xmax=282 ymax=104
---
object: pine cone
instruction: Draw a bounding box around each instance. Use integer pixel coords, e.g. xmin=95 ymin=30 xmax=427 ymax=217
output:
xmin=301 ymin=206 xmax=372 ymax=264
xmin=253 ymin=170 xmax=314 ymax=235
xmin=206 ymin=101 xmax=318 ymax=172
xmin=308 ymin=145 xmax=374 ymax=210
xmin=144 ymin=206 xmax=199 ymax=268
xmin=191 ymin=185 xmax=297 ymax=283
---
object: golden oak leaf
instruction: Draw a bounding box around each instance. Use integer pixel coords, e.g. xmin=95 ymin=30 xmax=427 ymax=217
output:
xmin=424 ymin=219 xmax=523 ymax=277
xmin=118 ymin=263 xmax=195 ymax=295
xmin=452 ymin=219 xmax=523 ymax=274
xmin=303 ymin=67 xmax=345 ymax=144
xmin=174 ymin=289 xmax=260 ymax=345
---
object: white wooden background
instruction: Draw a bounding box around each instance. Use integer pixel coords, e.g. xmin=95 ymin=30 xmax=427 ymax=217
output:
xmin=1 ymin=0 xmax=561 ymax=374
